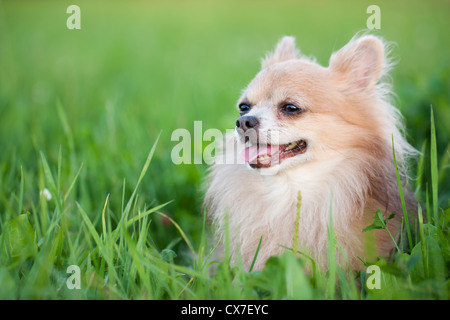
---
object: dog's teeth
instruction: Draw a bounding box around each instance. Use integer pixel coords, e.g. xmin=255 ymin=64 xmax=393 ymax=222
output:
xmin=285 ymin=141 xmax=298 ymax=151
xmin=257 ymin=155 xmax=269 ymax=161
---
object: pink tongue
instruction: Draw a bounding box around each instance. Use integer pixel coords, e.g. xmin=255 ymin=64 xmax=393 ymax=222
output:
xmin=241 ymin=145 xmax=278 ymax=162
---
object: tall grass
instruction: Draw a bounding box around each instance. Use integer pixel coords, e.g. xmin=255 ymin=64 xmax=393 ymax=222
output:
xmin=0 ymin=107 xmax=448 ymax=299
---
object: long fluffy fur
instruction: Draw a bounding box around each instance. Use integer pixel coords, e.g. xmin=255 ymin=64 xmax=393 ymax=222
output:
xmin=204 ymin=34 xmax=417 ymax=271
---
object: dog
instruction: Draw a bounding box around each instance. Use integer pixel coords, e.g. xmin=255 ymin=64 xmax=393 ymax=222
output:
xmin=204 ymin=34 xmax=417 ymax=271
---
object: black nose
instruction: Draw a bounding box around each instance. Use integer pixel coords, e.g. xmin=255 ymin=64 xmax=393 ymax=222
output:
xmin=236 ymin=116 xmax=259 ymax=132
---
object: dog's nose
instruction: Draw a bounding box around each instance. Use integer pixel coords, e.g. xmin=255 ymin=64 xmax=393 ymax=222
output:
xmin=236 ymin=116 xmax=259 ymax=132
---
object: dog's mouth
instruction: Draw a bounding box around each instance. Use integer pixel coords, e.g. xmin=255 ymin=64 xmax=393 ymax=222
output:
xmin=240 ymin=140 xmax=308 ymax=168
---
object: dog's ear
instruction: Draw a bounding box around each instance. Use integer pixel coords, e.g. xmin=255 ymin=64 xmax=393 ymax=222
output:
xmin=329 ymin=35 xmax=385 ymax=92
xmin=261 ymin=36 xmax=299 ymax=69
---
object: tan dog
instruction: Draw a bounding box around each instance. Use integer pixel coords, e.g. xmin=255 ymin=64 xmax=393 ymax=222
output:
xmin=204 ymin=34 xmax=417 ymax=271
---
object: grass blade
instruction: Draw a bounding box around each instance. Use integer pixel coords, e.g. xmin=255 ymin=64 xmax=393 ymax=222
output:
xmin=76 ymin=202 xmax=122 ymax=292
xmin=417 ymin=203 xmax=428 ymax=277
xmin=40 ymin=151 xmax=66 ymax=215
xmin=120 ymin=133 xmax=161 ymax=226
xmin=155 ymin=211 xmax=195 ymax=256
xmin=125 ymin=201 xmax=173 ymax=227
xmin=292 ymin=191 xmax=301 ymax=255
xmin=63 ymin=162 xmax=84 ymax=202
xmin=249 ymin=235 xmax=263 ymax=272
xmin=430 ymin=106 xmax=439 ymax=225
xmin=18 ymin=166 xmax=24 ymax=215
xmin=392 ymin=136 xmax=413 ymax=250
xmin=415 ymin=140 xmax=427 ymax=195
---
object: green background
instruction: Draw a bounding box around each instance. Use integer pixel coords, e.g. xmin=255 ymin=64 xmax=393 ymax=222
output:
xmin=0 ymin=0 xmax=449 ymax=299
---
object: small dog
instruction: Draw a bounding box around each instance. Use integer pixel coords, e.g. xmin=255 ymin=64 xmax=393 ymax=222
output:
xmin=204 ymin=34 xmax=417 ymax=271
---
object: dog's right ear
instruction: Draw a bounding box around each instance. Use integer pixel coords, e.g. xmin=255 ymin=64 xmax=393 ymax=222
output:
xmin=261 ymin=36 xmax=299 ymax=69
xmin=329 ymin=35 xmax=386 ymax=93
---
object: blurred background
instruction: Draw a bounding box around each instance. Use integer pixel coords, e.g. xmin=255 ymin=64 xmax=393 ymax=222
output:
xmin=0 ymin=0 xmax=449 ymax=260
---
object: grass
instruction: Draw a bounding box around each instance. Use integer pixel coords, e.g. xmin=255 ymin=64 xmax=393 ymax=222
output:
xmin=0 ymin=0 xmax=449 ymax=300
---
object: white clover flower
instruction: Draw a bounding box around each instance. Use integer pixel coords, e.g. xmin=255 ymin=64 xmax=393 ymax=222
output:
xmin=40 ymin=188 xmax=52 ymax=201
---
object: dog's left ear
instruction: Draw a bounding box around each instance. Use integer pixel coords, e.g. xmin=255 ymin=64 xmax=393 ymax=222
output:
xmin=329 ymin=35 xmax=385 ymax=92
xmin=261 ymin=36 xmax=299 ymax=69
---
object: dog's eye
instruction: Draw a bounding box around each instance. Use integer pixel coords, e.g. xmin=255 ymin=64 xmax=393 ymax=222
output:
xmin=281 ymin=104 xmax=301 ymax=114
xmin=238 ymin=103 xmax=251 ymax=114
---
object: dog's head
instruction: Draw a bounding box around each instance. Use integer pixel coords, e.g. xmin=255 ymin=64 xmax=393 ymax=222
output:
xmin=235 ymin=35 xmax=387 ymax=173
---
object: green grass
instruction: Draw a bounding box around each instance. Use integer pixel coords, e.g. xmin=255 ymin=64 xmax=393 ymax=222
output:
xmin=0 ymin=0 xmax=449 ymax=300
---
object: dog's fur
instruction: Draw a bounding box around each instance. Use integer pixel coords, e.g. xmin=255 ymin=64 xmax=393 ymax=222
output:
xmin=204 ymin=34 xmax=417 ymax=271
